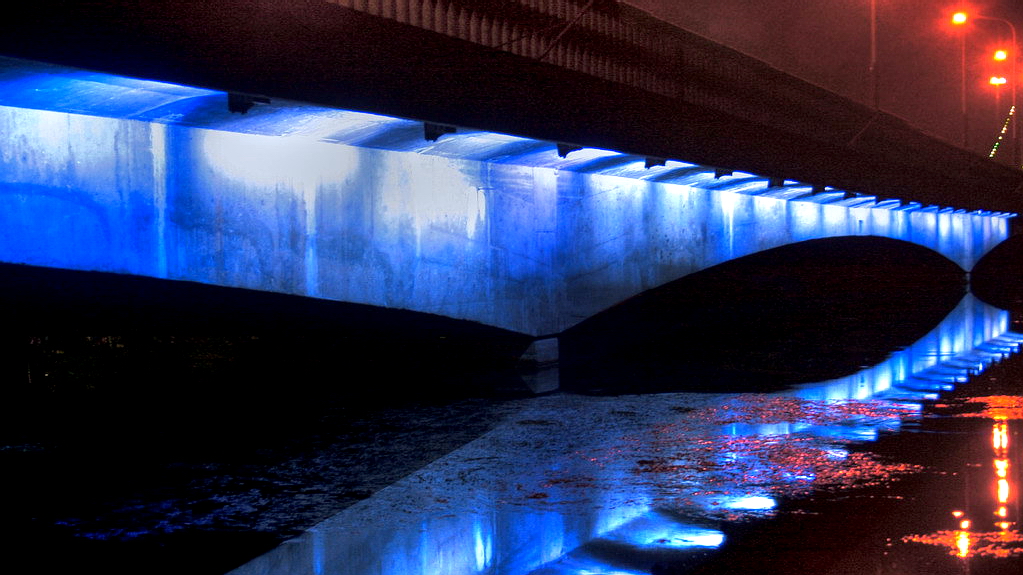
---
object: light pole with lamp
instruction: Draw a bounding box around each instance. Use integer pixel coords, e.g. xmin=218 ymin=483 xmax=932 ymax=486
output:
xmin=953 ymin=11 xmax=1020 ymax=168
xmin=953 ymin=11 xmax=969 ymax=149
xmin=991 ymin=74 xmax=1007 ymax=118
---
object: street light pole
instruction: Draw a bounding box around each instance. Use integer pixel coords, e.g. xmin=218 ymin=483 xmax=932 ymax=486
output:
xmin=870 ymin=0 xmax=879 ymax=109
xmin=1008 ymin=25 xmax=1018 ymax=168
xmin=954 ymin=11 xmax=969 ymax=148
xmin=962 ymin=26 xmax=969 ymax=148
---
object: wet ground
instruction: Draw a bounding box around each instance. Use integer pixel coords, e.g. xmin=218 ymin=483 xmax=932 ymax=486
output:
xmin=1 ymin=236 xmax=1022 ymax=574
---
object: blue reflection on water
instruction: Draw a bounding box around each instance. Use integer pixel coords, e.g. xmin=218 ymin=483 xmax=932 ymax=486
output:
xmin=227 ymin=294 xmax=1017 ymax=575
xmin=720 ymin=495 xmax=776 ymax=510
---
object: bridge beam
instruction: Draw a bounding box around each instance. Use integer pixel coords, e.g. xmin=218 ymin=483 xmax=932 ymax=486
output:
xmin=0 ymin=60 xmax=1013 ymax=350
xmin=0 ymin=102 xmax=1010 ymax=339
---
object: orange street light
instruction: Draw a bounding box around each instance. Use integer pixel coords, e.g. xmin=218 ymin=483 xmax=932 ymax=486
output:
xmin=993 ymin=78 xmax=1009 ymax=146
xmin=953 ymin=12 xmax=968 ymax=25
xmin=995 ymin=49 xmax=1009 ymax=61
xmin=991 ymin=77 xmax=1007 ymax=125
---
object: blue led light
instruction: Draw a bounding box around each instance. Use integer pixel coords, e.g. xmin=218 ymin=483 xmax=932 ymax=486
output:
xmin=601 ymin=512 xmax=727 ymax=549
xmin=722 ymin=495 xmax=776 ymax=510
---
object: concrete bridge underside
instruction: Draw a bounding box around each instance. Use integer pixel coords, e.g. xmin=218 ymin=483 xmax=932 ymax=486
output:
xmin=0 ymin=58 xmax=1013 ymax=348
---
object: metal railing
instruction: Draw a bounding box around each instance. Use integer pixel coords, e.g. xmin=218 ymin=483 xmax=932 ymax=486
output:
xmin=322 ymin=0 xmax=1023 ymax=204
xmin=324 ymin=0 xmax=877 ymax=146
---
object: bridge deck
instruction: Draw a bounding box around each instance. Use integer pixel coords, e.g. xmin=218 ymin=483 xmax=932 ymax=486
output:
xmin=0 ymin=0 xmax=1021 ymax=214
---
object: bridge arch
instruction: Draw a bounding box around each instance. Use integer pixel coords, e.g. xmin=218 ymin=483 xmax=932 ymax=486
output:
xmin=566 ymin=234 xmax=969 ymax=337
xmin=556 ymin=170 xmax=1006 ymax=335
xmin=559 ymin=236 xmax=972 ymax=393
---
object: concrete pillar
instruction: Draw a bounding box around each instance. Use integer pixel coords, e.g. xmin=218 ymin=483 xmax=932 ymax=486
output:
xmin=517 ymin=336 xmax=559 ymax=394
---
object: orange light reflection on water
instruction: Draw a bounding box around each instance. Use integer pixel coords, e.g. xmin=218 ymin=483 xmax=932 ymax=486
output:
xmin=903 ymin=416 xmax=1022 ymax=558
xmin=959 ymin=396 xmax=1023 ymax=420
xmin=956 ymin=529 xmax=971 ymax=558
xmin=904 ymin=529 xmax=1023 ymax=559
xmin=996 ymin=458 xmax=1009 ymax=478
xmin=994 ymin=418 xmax=1009 ymax=452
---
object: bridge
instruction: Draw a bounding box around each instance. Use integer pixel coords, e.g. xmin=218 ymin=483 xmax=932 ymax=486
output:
xmin=0 ymin=1 xmax=1021 ymax=373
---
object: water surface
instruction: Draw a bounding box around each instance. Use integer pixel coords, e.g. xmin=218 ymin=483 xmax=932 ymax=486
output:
xmin=228 ymin=293 xmax=1023 ymax=575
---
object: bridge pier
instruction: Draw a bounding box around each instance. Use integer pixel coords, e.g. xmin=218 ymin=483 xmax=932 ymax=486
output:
xmin=516 ymin=337 xmax=560 ymax=394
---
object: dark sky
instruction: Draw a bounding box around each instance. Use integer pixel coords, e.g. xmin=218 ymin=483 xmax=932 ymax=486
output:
xmin=622 ymin=0 xmax=1023 ymax=157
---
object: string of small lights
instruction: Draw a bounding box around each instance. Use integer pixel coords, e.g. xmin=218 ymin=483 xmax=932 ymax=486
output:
xmin=989 ymin=105 xmax=1016 ymax=158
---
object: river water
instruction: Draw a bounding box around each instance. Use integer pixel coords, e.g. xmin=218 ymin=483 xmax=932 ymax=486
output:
xmin=225 ymin=292 xmax=1023 ymax=575
xmin=2 ymin=239 xmax=1022 ymax=575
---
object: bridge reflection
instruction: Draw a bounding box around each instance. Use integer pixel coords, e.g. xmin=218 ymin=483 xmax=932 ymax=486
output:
xmin=228 ymin=294 xmax=1019 ymax=575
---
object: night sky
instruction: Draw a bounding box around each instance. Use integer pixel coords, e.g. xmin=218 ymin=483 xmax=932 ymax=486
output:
xmin=623 ymin=1 xmax=1023 ymax=158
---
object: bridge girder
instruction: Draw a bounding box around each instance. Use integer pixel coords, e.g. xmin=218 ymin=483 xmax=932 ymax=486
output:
xmin=0 ymin=0 xmax=1021 ymax=214
xmin=0 ymin=57 xmax=1011 ymax=338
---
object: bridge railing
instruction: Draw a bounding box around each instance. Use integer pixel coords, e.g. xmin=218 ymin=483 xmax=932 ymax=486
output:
xmin=0 ymin=0 xmax=1015 ymax=211
xmin=325 ymin=0 xmax=1020 ymax=211
xmin=325 ymin=1 xmax=878 ymax=150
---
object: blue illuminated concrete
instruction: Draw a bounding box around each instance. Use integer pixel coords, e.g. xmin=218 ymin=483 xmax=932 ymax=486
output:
xmin=0 ymin=57 xmax=1014 ymax=337
xmin=225 ymin=294 xmax=1016 ymax=575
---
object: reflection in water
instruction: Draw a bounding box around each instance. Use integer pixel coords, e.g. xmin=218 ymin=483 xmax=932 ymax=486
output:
xmin=903 ymin=413 xmax=1023 ymax=560
xmin=229 ymin=295 xmax=1019 ymax=575
xmin=964 ymin=395 xmax=1023 ymax=420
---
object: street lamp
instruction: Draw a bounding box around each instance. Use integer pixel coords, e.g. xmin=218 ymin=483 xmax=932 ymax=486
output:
xmin=991 ymin=75 xmax=1007 ymax=121
xmin=952 ymin=11 xmax=1020 ymax=168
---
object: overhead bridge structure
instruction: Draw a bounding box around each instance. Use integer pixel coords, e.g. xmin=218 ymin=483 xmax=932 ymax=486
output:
xmin=0 ymin=1 xmax=1020 ymax=367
